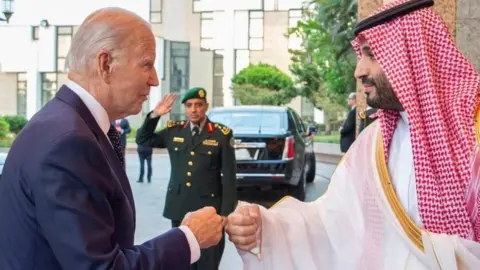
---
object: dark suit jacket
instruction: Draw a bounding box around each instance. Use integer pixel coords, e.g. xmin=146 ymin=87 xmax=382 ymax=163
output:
xmin=340 ymin=107 xmax=357 ymax=153
xmin=112 ymin=118 xmax=131 ymax=148
xmin=136 ymin=114 xmax=237 ymax=221
xmin=0 ymin=86 xmax=191 ymax=270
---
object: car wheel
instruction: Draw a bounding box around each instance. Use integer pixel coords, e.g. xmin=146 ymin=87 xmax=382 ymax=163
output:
xmin=306 ymin=154 xmax=316 ymax=183
xmin=289 ymin=166 xmax=306 ymax=201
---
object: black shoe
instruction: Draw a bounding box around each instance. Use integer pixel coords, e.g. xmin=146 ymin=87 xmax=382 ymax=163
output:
xmin=137 ymin=179 xmax=144 ymax=183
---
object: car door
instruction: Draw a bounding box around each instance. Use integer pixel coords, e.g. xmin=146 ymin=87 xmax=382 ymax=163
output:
xmin=287 ymin=110 xmax=306 ymax=182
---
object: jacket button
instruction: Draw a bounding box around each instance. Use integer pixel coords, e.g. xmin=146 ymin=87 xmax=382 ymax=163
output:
xmin=187 ymin=172 xmax=192 ymax=177
xmin=191 ymin=151 xmax=195 ymax=156
xmin=174 ymin=147 xmax=178 ymax=151
xmin=186 ymin=182 xmax=191 ymax=187
xmin=188 ymin=161 xmax=193 ymax=166
xmin=211 ymin=193 xmax=215 ymax=198
xmin=208 ymin=151 xmax=212 ymax=155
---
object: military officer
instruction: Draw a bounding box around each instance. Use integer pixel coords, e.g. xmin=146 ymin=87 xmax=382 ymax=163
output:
xmin=136 ymin=87 xmax=237 ymax=270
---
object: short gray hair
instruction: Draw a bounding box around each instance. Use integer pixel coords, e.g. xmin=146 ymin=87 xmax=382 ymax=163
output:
xmin=348 ymin=92 xmax=356 ymax=100
xmin=66 ymin=7 xmax=151 ymax=73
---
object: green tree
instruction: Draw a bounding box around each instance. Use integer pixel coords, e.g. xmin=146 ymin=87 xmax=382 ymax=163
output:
xmin=231 ymin=63 xmax=297 ymax=106
xmin=287 ymin=0 xmax=357 ymax=133
xmin=0 ymin=117 xmax=10 ymax=138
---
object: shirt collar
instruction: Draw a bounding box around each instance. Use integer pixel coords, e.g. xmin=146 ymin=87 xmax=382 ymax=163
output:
xmin=190 ymin=117 xmax=207 ymax=132
xmin=66 ymin=80 xmax=111 ymax=136
xmin=399 ymin=111 xmax=409 ymax=126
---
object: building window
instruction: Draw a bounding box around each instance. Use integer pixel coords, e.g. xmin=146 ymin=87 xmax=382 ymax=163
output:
xmin=170 ymin=42 xmax=190 ymax=120
xmin=212 ymin=50 xmax=224 ymax=107
xmin=288 ymin=9 xmax=303 ymax=50
xmin=17 ymin=73 xmax=27 ymax=117
xmin=56 ymin=26 xmax=73 ymax=73
xmin=32 ymin=26 xmax=39 ymax=41
xmin=150 ymin=0 xmax=162 ymax=24
xmin=249 ymin=11 xmax=263 ymax=51
xmin=200 ymin=12 xmax=215 ymax=50
xmin=41 ymin=73 xmax=58 ymax=107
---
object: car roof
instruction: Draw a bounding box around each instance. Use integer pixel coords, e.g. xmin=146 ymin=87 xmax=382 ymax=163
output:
xmin=208 ymin=105 xmax=289 ymax=113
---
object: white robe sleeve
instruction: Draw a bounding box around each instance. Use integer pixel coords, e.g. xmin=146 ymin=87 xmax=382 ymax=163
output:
xmin=238 ymin=160 xmax=365 ymax=270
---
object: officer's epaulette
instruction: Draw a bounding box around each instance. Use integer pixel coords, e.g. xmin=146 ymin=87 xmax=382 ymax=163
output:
xmin=166 ymin=120 xmax=186 ymax=128
xmin=212 ymin=122 xmax=231 ymax=136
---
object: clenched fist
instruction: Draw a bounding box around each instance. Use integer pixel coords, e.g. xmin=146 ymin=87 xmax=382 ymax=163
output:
xmin=181 ymin=207 xmax=225 ymax=249
xmin=226 ymin=204 xmax=261 ymax=251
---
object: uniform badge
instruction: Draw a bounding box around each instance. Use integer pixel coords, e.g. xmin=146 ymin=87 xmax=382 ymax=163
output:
xmin=173 ymin=137 xmax=185 ymax=143
xmin=167 ymin=120 xmax=175 ymax=128
xmin=199 ymin=90 xmax=205 ymax=98
xmin=202 ymin=139 xmax=218 ymax=146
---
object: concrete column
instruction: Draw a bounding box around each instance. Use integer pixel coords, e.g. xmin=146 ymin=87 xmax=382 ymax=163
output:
xmin=222 ymin=1 xmax=235 ymax=107
xmin=26 ymin=43 xmax=41 ymax=120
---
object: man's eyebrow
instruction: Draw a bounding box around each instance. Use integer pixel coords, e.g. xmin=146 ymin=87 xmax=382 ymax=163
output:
xmin=361 ymin=45 xmax=372 ymax=53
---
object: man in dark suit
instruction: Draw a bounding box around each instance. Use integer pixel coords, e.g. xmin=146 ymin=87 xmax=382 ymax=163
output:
xmin=339 ymin=92 xmax=357 ymax=153
xmin=136 ymin=87 xmax=237 ymax=270
xmin=0 ymin=8 xmax=225 ymax=270
xmin=113 ymin=118 xmax=131 ymax=153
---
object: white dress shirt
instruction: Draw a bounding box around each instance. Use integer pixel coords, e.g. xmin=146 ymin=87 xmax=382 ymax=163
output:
xmin=387 ymin=111 xmax=422 ymax=227
xmin=66 ymin=80 xmax=201 ymax=263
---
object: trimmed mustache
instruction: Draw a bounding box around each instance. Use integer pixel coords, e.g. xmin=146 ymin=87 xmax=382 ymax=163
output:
xmin=361 ymin=77 xmax=376 ymax=86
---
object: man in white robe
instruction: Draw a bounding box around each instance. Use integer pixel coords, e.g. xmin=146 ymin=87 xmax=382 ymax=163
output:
xmin=225 ymin=0 xmax=480 ymax=269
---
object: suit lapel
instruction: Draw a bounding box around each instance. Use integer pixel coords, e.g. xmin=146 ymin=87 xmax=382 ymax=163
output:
xmin=55 ymin=86 xmax=136 ymax=223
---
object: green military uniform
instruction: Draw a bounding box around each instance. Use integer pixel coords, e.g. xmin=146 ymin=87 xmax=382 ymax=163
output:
xmin=136 ymin=87 xmax=237 ymax=270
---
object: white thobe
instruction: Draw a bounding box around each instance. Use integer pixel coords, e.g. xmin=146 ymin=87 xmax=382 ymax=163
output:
xmin=238 ymin=113 xmax=480 ymax=269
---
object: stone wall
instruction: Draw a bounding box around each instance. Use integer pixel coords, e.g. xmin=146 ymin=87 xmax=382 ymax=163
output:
xmin=456 ymin=0 xmax=480 ymax=71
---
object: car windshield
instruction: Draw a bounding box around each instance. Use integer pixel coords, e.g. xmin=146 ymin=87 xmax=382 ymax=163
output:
xmin=208 ymin=110 xmax=287 ymax=134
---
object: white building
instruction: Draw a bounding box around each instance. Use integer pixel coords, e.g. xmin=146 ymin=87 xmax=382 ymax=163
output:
xmin=0 ymin=0 xmax=314 ymax=127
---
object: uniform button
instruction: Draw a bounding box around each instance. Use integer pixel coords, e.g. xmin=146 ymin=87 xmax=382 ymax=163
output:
xmin=191 ymin=151 xmax=195 ymax=156
xmin=187 ymin=172 xmax=192 ymax=177
xmin=211 ymin=193 xmax=215 ymax=198
xmin=174 ymin=147 xmax=178 ymax=151
xmin=208 ymin=151 xmax=212 ymax=155
xmin=188 ymin=161 xmax=193 ymax=166
xmin=186 ymin=182 xmax=191 ymax=187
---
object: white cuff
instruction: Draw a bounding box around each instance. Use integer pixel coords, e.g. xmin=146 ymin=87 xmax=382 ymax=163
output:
xmin=178 ymin=225 xmax=201 ymax=264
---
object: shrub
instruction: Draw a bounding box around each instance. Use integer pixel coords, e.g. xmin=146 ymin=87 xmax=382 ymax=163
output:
xmin=0 ymin=117 xmax=10 ymax=138
xmin=3 ymin=115 xmax=28 ymax=134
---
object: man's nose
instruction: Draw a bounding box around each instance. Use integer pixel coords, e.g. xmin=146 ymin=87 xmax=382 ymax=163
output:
xmin=354 ymin=59 xmax=368 ymax=80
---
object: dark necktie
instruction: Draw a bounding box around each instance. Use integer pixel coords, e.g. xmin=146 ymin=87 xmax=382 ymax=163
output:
xmin=107 ymin=124 xmax=125 ymax=168
xmin=192 ymin=126 xmax=200 ymax=143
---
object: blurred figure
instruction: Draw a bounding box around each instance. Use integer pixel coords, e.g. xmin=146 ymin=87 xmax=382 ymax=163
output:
xmin=137 ymin=143 xmax=153 ymax=183
xmin=112 ymin=117 xmax=131 ymax=160
xmin=339 ymin=92 xmax=357 ymax=153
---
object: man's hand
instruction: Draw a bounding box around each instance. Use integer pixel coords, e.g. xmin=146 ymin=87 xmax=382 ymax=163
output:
xmin=151 ymin=93 xmax=176 ymax=118
xmin=181 ymin=207 xmax=225 ymax=249
xmin=226 ymin=204 xmax=261 ymax=251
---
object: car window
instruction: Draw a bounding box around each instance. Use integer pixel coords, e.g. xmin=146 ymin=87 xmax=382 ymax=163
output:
xmin=208 ymin=111 xmax=288 ymax=134
xmin=293 ymin=111 xmax=306 ymax=133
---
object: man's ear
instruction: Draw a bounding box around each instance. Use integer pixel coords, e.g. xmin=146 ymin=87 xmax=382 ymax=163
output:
xmin=96 ymin=49 xmax=113 ymax=83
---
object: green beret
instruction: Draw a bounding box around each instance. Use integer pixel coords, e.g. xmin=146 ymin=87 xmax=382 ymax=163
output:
xmin=181 ymin=87 xmax=207 ymax=103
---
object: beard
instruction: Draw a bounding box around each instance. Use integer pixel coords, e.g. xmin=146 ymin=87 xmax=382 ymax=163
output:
xmin=362 ymin=73 xmax=404 ymax=111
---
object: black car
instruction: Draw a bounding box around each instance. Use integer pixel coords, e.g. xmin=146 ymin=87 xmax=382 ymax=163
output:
xmin=208 ymin=105 xmax=316 ymax=201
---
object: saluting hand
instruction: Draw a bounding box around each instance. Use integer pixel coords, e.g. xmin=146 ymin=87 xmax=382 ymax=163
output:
xmin=226 ymin=204 xmax=261 ymax=251
xmin=181 ymin=206 xmax=225 ymax=249
xmin=151 ymin=93 xmax=176 ymax=118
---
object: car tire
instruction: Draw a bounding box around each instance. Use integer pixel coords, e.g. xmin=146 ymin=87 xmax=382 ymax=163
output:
xmin=306 ymin=154 xmax=316 ymax=183
xmin=289 ymin=166 xmax=306 ymax=202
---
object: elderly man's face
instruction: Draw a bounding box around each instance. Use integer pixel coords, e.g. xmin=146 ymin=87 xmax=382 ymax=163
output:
xmin=354 ymin=41 xmax=403 ymax=111
xmin=107 ymin=25 xmax=159 ymax=118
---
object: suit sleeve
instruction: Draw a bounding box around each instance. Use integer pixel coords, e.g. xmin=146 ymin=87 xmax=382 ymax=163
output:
xmin=340 ymin=108 xmax=356 ymax=135
xmin=136 ymin=112 xmax=169 ymax=148
xmin=220 ymin=132 xmax=237 ymax=216
xmin=35 ymin=133 xmax=191 ymax=270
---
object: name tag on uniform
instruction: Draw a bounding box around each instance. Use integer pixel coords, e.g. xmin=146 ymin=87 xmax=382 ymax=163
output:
xmin=203 ymin=139 xmax=218 ymax=146
xmin=173 ymin=137 xmax=185 ymax=143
